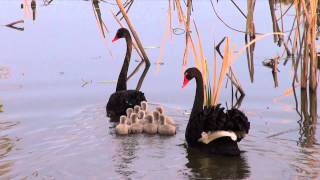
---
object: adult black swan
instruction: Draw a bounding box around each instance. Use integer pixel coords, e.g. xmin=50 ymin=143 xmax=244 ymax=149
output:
xmin=182 ymin=67 xmax=250 ymax=156
xmin=106 ymin=28 xmax=146 ymax=121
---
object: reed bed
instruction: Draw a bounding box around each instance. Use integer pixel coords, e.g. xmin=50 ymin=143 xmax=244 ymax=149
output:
xmin=11 ymin=0 xmax=315 ymax=115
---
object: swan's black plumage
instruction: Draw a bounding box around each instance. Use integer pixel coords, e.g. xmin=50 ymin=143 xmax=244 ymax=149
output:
xmin=183 ymin=67 xmax=250 ymax=156
xmin=106 ymin=28 xmax=146 ymax=121
xmin=106 ymin=90 xmax=146 ymax=121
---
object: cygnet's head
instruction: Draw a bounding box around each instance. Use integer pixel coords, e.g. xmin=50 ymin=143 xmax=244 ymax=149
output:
xmin=130 ymin=113 xmax=138 ymax=123
xmin=159 ymin=115 xmax=166 ymax=125
xmin=126 ymin=108 xmax=133 ymax=118
xmin=120 ymin=115 xmax=127 ymax=124
xmin=145 ymin=115 xmax=154 ymax=124
xmin=155 ymin=106 xmax=164 ymax=114
xmin=138 ymin=110 xmax=145 ymax=119
xmin=153 ymin=111 xmax=160 ymax=121
xmin=134 ymin=105 xmax=141 ymax=113
xmin=141 ymin=101 xmax=148 ymax=111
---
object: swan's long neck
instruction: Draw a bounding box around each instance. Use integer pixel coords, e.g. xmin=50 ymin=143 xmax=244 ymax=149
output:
xmin=190 ymin=71 xmax=204 ymax=118
xmin=116 ymin=34 xmax=132 ymax=91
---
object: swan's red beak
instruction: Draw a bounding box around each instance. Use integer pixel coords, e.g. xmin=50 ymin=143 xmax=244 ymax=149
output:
xmin=112 ymin=36 xmax=119 ymax=43
xmin=182 ymin=75 xmax=189 ymax=88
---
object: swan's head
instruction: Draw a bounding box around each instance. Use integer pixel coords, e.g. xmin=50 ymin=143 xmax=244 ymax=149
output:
xmin=138 ymin=110 xmax=145 ymax=119
xmin=112 ymin=28 xmax=130 ymax=42
xmin=141 ymin=101 xmax=148 ymax=111
xmin=120 ymin=115 xmax=127 ymax=124
xmin=126 ymin=108 xmax=133 ymax=118
xmin=145 ymin=115 xmax=154 ymax=124
xmin=153 ymin=111 xmax=160 ymax=121
xmin=130 ymin=113 xmax=138 ymax=123
xmin=155 ymin=106 xmax=164 ymax=114
xmin=159 ymin=115 xmax=166 ymax=125
xmin=134 ymin=105 xmax=141 ymax=113
xmin=182 ymin=67 xmax=200 ymax=88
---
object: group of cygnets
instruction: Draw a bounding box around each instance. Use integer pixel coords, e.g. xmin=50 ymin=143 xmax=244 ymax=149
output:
xmin=115 ymin=101 xmax=176 ymax=136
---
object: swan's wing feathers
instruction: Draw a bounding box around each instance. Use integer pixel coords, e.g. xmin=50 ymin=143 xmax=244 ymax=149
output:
xmin=200 ymin=106 xmax=250 ymax=142
xmin=226 ymin=108 xmax=250 ymax=133
xmin=226 ymin=108 xmax=250 ymax=141
xmin=202 ymin=105 xmax=227 ymax=132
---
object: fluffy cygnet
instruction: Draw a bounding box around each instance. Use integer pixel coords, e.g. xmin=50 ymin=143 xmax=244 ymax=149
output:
xmin=138 ymin=110 xmax=146 ymax=124
xmin=165 ymin=116 xmax=176 ymax=126
xmin=116 ymin=115 xmax=129 ymax=135
xmin=138 ymin=110 xmax=145 ymax=119
xmin=155 ymin=106 xmax=175 ymax=125
xmin=129 ymin=113 xmax=143 ymax=134
xmin=152 ymin=111 xmax=160 ymax=124
xmin=140 ymin=101 xmax=148 ymax=112
xmin=134 ymin=105 xmax=141 ymax=114
xmin=143 ymin=115 xmax=158 ymax=134
xmin=155 ymin=106 xmax=164 ymax=114
xmin=126 ymin=108 xmax=133 ymax=118
xmin=158 ymin=115 xmax=176 ymax=136
xmin=126 ymin=108 xmax=133 ymax=125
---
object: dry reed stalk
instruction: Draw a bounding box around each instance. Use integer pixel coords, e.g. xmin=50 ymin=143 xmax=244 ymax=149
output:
xmin=226 ymin=68 xmax=245 ymax=96
xmin=269 ymin=0 xmax=283 ymax=46
xmin=116 ymin=0 xmax=150 ymax=91
xmin=272 ymin=56 xmax=279 ymax=87
xmin=23 ymin=0 xmax=31 ymax=19
xmin=213 ymin=37 xmax=230 ymax=105
xmin=189 ymin=36 xmax=201 ymax=70
xmin=169 ymin=0 xmax=173 ymax=40
xmin=214 ymin=37 xmax=245 ymax=97
xmin=175 ymin=0 xmax=185 ymax=25
xmin=92 ymin=0 xmax=108 ymax=37
xmin=231 ymin=32 xmax=285 ymax=64
xmin=308 ymin=0 xmax=318 ymax=92
xmin=193 ymin=20 xmax=214 ymax=105
xmin=246 ymin=0 xmax=256 ymax=82
xmin=230 ymin=0 xmax=247 ymax=19
xmin=182 ymin=0 xmax=192 ymax=67
xmin=301 ymin=20 xmax=310 ymax=88
xmin=193 ymin=20 xmax=207 ymax=89
xmin=5 ymin=19 xmax=24 ymax=31
xmin=292 ymin=0 xmax=301 ymax=56
xmin=5 ymin=20 xmax=24 ymax=27
xmin=211 ymin=46 xmax=218 ymax=105
xmin=155 ymin=4 xmax=171 ymax=72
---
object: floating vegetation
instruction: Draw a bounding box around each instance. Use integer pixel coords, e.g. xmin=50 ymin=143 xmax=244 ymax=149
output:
xmin=81 ymin=79 xmax=116 ymax=87
xmin=172 ymin=27 xmax=185 ymax=35
xmin=263 ymin=56 xmax=280 ymax=87
xmin=5 ymin=20 xmax=24 ymax=31
xmin=0 ymin=103 xmax=3 ymax=113
xmin=0 ymin=66 xmax=10 ymax=79
xmin=43 ymin=0 xmax=54 ymax=6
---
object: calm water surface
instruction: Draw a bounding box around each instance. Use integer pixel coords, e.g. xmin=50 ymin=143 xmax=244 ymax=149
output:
xmin=0 ymin=1 xmax=319 ymax=179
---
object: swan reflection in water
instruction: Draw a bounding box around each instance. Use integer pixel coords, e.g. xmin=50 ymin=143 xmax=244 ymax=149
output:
xmin=185 ymin=146 xmax=250 ymax=179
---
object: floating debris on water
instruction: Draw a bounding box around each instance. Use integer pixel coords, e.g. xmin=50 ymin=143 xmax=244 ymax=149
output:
xmin=173 ymin=27 xmax=185 ymax=35
xmin=154 ymin=62 xmax=164 ymax=65
xmin=144 ymin=46 xmax=160 ymax=49
xmin=0 ymin=103 xmax=3 ymax=112
xmin=0 ymin=66 xmax=10 ymax=79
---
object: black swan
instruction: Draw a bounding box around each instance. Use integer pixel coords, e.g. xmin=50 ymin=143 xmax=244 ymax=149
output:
xmin=106 ymin=28 xmax=146 ymax=121
xmin=182 ymin=67 xmax=250 ymax=156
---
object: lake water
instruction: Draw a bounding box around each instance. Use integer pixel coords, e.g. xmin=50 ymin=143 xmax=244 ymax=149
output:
xmin=0 ymin=0 xmax=319 ymax=179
